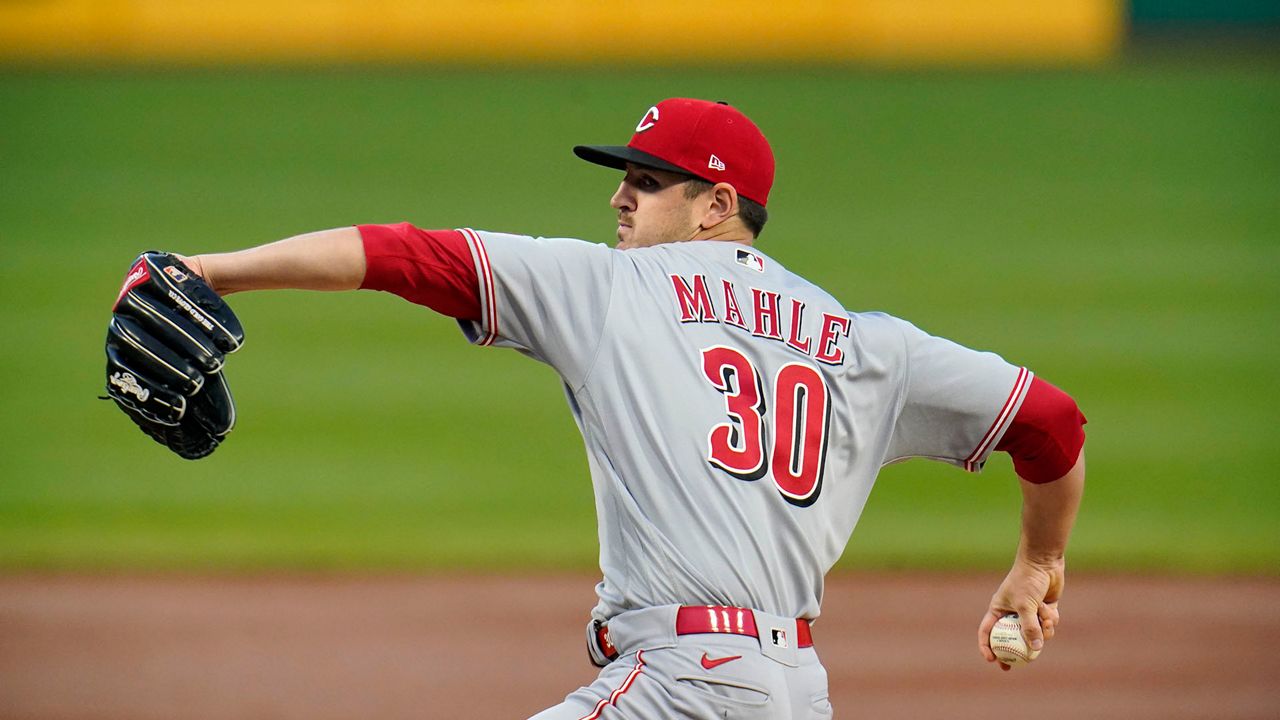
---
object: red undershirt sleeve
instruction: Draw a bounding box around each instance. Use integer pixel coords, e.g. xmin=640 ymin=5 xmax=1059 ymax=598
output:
xmin=357 ymin=223 xmax=481 ymax=321
xmin=995 ymin=376 xmax=1087 ymax=483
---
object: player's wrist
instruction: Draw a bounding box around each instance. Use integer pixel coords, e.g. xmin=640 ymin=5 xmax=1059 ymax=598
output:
xmin=1014 ymin=546 xmax=1065 ymax=571
xmin=176 ymin=254 xmax=220 ymax=294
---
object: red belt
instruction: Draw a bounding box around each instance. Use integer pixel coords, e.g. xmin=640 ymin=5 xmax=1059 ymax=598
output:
xmin=596 ymin=605 xmax=813 ymax=661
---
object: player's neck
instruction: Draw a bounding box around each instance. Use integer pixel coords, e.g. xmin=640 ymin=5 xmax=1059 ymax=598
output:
xmin=692 ymin=218 xmax=755 ymax=246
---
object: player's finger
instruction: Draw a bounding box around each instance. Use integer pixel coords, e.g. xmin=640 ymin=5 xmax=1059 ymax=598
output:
xmin=1017 ymin=606 xmax=1045 ymax=653
xmin=115 ymin=290 xmax=227 ymax=374
xmin=107 ymin=316 xmax=203 ymax=397
xmin=1039 ymin=602 xmax=1060 ymax=640
xmin=978 ymin=608 xmax=1002 ymax=662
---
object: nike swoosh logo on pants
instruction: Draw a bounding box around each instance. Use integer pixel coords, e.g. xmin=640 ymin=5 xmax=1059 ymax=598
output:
xmin=700 ymin=653 xmax=742 ymax=670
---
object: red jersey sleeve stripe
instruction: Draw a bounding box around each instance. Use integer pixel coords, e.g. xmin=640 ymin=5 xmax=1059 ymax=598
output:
xmin=964 ymin=366 xmax=1031 ymax=472
xmin=459 ymin=228 xmax=498 ymax=346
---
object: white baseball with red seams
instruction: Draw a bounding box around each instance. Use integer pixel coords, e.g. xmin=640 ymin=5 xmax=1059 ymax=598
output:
xmin=989 ymin=615 xmax=1041 ymax=666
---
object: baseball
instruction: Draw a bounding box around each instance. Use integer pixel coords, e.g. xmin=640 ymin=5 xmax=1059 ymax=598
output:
xmin=989 ymin=614 xmax=1040 ymax=666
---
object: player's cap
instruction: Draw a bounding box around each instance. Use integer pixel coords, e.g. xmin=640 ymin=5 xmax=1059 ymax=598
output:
xmin=574 ymin=98 xmax=775 ymax=207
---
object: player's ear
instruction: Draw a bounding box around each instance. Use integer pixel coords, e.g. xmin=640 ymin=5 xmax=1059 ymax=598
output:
xmin=701 ymin=183 xmax=740 ymax=230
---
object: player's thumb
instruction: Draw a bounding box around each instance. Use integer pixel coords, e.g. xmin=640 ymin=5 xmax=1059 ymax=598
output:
xmin=1018 ymin=608 xmax=1045 ymax=652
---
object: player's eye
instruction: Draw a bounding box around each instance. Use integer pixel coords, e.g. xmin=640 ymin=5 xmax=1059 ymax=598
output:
xmin=636 ymin=175 xmax=659 ymax=191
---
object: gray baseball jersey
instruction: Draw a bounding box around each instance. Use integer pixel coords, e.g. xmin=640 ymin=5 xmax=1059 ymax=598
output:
xmin=456 ymin=229 xmax=1030 ymax=624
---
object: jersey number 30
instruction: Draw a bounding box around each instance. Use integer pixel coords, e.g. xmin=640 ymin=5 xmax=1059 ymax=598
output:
xmin=700 ymin=345 xmax=831 ymax=507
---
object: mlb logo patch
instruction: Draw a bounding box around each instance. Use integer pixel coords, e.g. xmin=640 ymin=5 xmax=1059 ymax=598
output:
xmin=736 ymin=249 xmax=765 ymax=273
xmin=770 ymin=627 xmax=789 ymax=649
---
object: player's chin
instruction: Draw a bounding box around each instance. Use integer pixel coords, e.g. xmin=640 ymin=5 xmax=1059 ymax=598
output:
xmin=615 ymin=225 xmax=633 ymax=249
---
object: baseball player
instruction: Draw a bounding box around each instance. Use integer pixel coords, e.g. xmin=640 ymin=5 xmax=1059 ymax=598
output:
xmin=105 ymin=98 xmax=1086 ymax=718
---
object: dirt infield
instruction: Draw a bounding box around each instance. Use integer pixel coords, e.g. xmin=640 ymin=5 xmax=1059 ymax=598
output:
xmin=1 ymin=573 xmax=1276 ymax=719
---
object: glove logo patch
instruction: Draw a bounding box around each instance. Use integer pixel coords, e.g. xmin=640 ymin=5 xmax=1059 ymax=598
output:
xmin=109 ymin=371 xmax=151 ymax=402
xmin=163 ymin=265 xmax=190 ymax=283
xmin=114 ymin=260 xmax=151 ymax=310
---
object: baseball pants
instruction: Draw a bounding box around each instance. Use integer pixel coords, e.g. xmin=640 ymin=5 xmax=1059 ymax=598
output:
xmin=528 ymin=605 xmax=833 ymax=720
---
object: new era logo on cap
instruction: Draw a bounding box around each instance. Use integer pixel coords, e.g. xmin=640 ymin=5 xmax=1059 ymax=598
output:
xmin=573 ymin=98 xmax=776 ymax=207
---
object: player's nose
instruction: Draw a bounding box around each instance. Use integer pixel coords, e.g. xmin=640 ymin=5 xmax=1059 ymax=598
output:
xmin=610 ymin=182 xmax=634 ymax=212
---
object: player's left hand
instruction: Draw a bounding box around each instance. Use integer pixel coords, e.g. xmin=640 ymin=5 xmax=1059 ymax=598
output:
xmin=978 ymin=555 xmax=1064 ymax=671
xmin=104 ymin=251 xmax=244 ymax=459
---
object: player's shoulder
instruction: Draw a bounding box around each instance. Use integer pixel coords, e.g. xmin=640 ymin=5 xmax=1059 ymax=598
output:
xmin=640 ymin=239 xmax=779 ymax=267
xmin=466 ymin=228 xmax=609 ymax=251
xmin=464 ymin=229 xmax=617 ymax=268
xmin=846 ymin=312 xmax=979 ymax=367
xmin=847 ymin=311 xmax=916 ymax=350
xmin=848 ymin=310 xmax=915 ymax=332
xmin=632 ymin=241 xmax=821 ymax=290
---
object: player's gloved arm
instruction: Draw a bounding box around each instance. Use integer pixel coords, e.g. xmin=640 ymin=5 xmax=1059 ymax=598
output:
xmin=978 ymin=377 xmax=1086 ymax=670
xmin=185 ymin=224 xmax=482 ymax=321
xmin=182 ymin=227 xmax=367 ymax=296
xmin=110 ymin=224 xmax=479 ymax=458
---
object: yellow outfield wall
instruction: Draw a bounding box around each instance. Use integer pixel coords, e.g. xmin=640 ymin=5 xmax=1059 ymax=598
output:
xmin=0 ymin=1 xmax=1122 ymax=64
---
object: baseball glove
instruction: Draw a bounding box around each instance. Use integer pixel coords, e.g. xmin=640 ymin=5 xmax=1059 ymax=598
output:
xmin=105 ymin=252 xmax=244 ymax=459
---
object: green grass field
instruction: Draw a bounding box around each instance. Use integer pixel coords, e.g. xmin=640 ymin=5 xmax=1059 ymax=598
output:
xmin=1 ymin=57 xmax=1276 ymax=573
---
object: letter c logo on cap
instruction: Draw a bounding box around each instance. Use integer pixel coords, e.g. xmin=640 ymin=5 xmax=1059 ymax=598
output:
xmin=636 ymin=106 xmax=660 ymax=133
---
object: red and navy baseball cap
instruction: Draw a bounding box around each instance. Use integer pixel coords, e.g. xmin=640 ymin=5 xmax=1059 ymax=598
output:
xmin=574 ymin=98 xmax=776 ymax=207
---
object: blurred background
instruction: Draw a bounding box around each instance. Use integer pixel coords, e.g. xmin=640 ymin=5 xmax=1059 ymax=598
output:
xmin=0 ymin=1 xmax=1277 ymax=716
xmin=0 ymin=2 xmax=1274 ymax=712
xmin=1 ymin=0 xmax=1275 ymax=574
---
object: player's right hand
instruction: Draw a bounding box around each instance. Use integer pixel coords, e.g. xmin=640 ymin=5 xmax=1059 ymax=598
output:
xmin=105 ymin=251 xmax=244 ymax=459
xmin=978 ymin=555 xmax=1064 ymax=670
